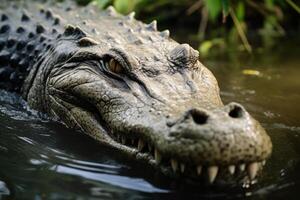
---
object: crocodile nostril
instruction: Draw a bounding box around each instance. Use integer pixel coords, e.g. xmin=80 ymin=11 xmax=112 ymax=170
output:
xmin=229 ymin=105 xmax=244 ymax=118
xmin=190 ymin=109 xmax=208 ymax=125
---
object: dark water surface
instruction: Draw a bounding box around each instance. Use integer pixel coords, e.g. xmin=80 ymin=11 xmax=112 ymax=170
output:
xmin=0 ymin=43 xmax=299 ymax=199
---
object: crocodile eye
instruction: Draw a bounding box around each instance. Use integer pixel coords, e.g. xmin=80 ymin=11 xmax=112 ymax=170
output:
xmin=107 ymin=58 xmax=124 ymax=74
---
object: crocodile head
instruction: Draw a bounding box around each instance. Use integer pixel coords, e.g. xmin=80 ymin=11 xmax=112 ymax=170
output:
xmin=23 ymin=7 xmax=272 ymax=184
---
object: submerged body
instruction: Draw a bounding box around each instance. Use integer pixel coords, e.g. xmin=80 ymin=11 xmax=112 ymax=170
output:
xmin=0 ymin=0 xmax=272 ymax=184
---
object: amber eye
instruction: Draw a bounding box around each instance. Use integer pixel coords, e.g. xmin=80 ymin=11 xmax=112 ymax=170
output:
xmin=107 ymin=58 xmax=124 ymax=74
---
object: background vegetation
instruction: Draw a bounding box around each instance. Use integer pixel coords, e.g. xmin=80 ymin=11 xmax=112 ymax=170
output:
xmin=74 ymin=0 xmax=300 ymax=58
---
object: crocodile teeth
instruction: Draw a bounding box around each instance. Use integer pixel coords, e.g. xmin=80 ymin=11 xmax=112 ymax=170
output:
xmin=208 ymin=166 xmax=218 ymax=183
xmin=170 ymin=159 xmax=178 ymax=172
xmin=154 ymin=149 xmax=161 ymax=163
xmin=180 ymin=163 xmax=185 ymax=173
xmin=228 ymin=165 xmax=236 ymax=174
xmin=239 ymin=163 xmax=246 ymax=171
xmin=247 ymin=162 xmax=258 ymax=179
xmin=196 ymin=165 xmax=202 ymax=175
xmin=138 ymin=139 xmax=145 ymax=151
xmin=262 ymin=160 xmax=266 ymax=166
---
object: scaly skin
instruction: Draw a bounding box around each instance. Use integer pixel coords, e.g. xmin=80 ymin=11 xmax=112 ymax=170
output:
xmin=0 ymin=0 xmax=272 ymax=184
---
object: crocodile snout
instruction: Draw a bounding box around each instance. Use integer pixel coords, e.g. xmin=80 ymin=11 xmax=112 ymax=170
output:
xmin=188 ymin=103 xmax=246 ymax=125
xmin=169 ymin=102 xmax=272 ymax=163
xmin=159 ymin=103 xmax=272 ymax=182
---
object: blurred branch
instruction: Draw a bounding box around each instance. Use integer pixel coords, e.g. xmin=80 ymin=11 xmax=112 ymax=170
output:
xmin=229 ymin=8 xmax=252 ymax=53
xmin=246 ymin=0 xmax=268 ymax=16
xmin=286 ymin=0 xmax=300 ymax=14
xmin=198 ymin=6 xmax=208 ymax=40
xmin=186 ymin=0 xmax=203 ymax=15
xmin=88 ymin=0 xmax=298 ymax=56
xmin=246 ymin=0 xmax=285 ymax=35
xmin=222 ymin=0 xmax=230 ymax=23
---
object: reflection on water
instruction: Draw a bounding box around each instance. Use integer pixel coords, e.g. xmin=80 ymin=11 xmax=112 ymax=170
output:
xmin=0 ymin=92 xmax=168 ymax=199
xmin=0 ymin=46 xmax=300 ymax=199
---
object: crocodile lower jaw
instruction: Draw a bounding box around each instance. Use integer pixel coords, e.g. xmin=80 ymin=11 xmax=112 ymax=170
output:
xmin=107 ymin=130 xmax=267 ymax=184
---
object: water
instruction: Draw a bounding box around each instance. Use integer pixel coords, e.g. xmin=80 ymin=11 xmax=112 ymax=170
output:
xmin=0 ymin=45 xmax=300 ymax=199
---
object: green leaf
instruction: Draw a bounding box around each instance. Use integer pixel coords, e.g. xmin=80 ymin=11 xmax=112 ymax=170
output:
xmin=265 ymin=0 xmax=274 ymax=9
xmin=199 ymin=38 xmax=225 ymax=57
xmin=236 ymin=1 xmax=245 ymax=21
xmin=222 ymin=0 xmax=230 ymax=18
xmin=205 ymin=0 xmax=222 ymax=21
xmin=94 ymin=0 xmax=111 ymax=9
xmin=113 ymin=0 xmax=140 ymax=14
xmin=199 ymin=41 xmax=213 ymax=56
xmin=114 ymin=0 xmax=130 ymax=14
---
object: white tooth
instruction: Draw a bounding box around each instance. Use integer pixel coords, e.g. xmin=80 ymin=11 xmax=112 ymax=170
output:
xmin=196 ymin=165 xmax=202 ymax=175
xmin=239 ymin=164 xmax=246 ymax=171
xmin=170 ymin=159 xmax=178 ymax=172
xmin=138 ymin=139 xmax=144 ymax=151
xmin=248 ymin=162 xmax=258 ymax=180
xmin=262 ymin=160 xmax=266 ymax=166
xmin=154 ymin=149 xmax=161 ymax=163
xmin=229 ymin=165 xmax=236 ymax=174
xmin=180 ymin=163 xmax=185 ymax=173
xmin=208 ymin=166 xmax=219 ymax=183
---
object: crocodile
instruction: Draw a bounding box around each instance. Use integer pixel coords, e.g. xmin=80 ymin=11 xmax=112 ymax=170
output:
xmin=0 ymin=0 xmax=272 ymax=184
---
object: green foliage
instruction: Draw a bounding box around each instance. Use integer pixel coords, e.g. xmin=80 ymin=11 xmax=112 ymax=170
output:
xmin=113 ymin=0 xmax=141 ymax=13
xmin=205 ymin=0 xmax=222 ymax=21
xmin=94 ymin=0 xmax=111 ymax=8
xmin=74 ymin=0 xmax=300 ymax=57
xmin=222 ymin=0 xmax=230 ymax=19
xmin=199 ymin=38 xmax=225 ymax=57
xmin=286 ymin=0 xmax=300 ymax=13
xmin=235 ymin=2 xmax=245 ymax=21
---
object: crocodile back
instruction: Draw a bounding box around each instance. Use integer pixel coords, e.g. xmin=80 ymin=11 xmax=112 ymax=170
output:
xmin=0 ymin=1 xmax=63 ymax=92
